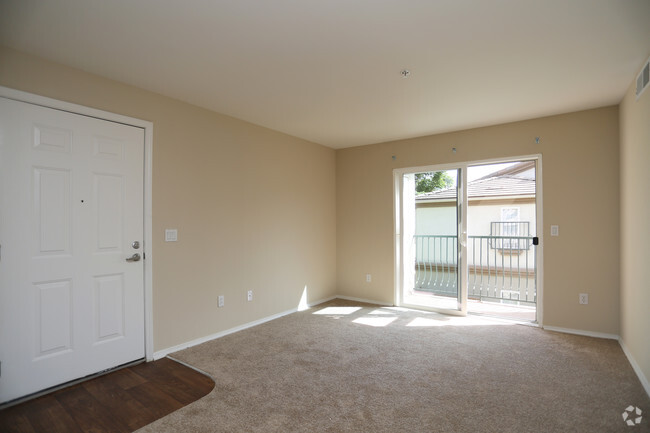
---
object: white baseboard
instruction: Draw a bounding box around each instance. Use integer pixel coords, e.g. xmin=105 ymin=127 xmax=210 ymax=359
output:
xmin=153 ymin=299 xmax=650 ymax=400
xmin=335 ymin=295 xmax=393 ymax=306
xmin=153 ymin=295 xmax=336 ymax=360
xmin=542 ymin=325 xmax=619 ymax=340
xmin=542 ymin=325 xmax=650 ymax=398
xmin=311 ymin=295 xmax=338 ymax=306
xmin=619 ymin=339 xmax=650 ymax=399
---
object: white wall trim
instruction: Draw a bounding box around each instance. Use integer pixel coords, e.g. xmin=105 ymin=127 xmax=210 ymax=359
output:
xmin=541 ymin=326 xmax=650 ymax=397
xmin=0 ymin=86 xmax=156 ymax=362
xmin=542 ymin=325 xmax=619 ymax=340
xmin=0 ymin=86 xmax=152 ymax=129
xmin=336 ymin=295 xmax=393 ymax=306
xmin=154 ymin=292 xmax=650 ymax=401
xmin=315 ymin=295 xmax=338 ymax=305
xmin=153 ymin=308 xmax=299 ymax=360
xmin=143 ymin=121 xmax=154 ymax=361
xmin=619 ymin=339 xmax=650 ymax=398
xmin=534 ymin=156 xmax=544 ymax=327
xmin=153 ymin=295 xmax=336 ymax=360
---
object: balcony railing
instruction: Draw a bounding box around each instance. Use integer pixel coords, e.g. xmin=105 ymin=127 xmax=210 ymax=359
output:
xmin=413 ymin=235 xmax=536 ymax=305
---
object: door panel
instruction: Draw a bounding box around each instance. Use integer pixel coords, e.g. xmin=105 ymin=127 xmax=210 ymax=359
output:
xmin=35 ymin=280 xmax=73 ymax=357
xmin=34 ymin=167 xmax=72 ymax=254
xmin=0 ymin=97 xmax=145 ymax=403
xmin=400 ymin=169 xmax=464 ymax=314
xmin=94 ymin=274 xmax=125 ymax=342
xmin=466 ymin=161 xmax=538 ymax=321
xmin=95 ymin=173 xmax=124 ymax=250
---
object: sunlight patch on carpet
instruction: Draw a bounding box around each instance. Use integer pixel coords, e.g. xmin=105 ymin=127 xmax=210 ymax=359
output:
xmin=352 ymin=316 xmax=398 ymax=327
xmin=313 ymin=306 xmax=362 ymax=316
xmin=368 ymin=309 xmax=395 ymax=315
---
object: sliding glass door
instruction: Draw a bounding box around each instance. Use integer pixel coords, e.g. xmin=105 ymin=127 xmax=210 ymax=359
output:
xmin=395 ymin=166 xmax=467 ymax=315
xmin=466 ymin=161 xmax=538 ymax=321
xmin=394 ymin=157 xmax=540 ymax=321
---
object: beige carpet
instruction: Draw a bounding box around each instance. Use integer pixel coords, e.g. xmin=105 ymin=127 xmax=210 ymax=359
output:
xmin=137 ymin=299 xmax=650 ymax=432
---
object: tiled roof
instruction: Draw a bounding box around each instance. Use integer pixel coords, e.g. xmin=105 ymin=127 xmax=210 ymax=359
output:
xmin=416 ymin=162 xmax=536 ymax=201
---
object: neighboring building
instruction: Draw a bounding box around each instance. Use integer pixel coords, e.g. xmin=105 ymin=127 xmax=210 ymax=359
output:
xmin=415 ymin=161 xmax=536 ymax=238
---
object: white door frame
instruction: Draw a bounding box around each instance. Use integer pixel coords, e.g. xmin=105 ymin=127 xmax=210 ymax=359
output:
xmin=394 ymin=162 xmax=468 ymax=316
xmin=393 ymin=154 xmax=544 ymax=325
xmin=0 ymin=86 xmax=155 ymax=361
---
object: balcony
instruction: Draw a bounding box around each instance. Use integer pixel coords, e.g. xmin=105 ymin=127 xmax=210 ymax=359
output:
xmin=413 ymin=234 xmax=537 ymax=319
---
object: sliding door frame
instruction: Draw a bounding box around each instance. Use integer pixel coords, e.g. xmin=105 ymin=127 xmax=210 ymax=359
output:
xmin=393 ymin=154 xmax=544 ymax=325
xmin=394 ymin=162 xmax=468 ymax=316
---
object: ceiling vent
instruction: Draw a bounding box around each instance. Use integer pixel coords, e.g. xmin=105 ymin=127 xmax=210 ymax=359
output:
xmin=636 ymin=57 xmax=650 ymax=99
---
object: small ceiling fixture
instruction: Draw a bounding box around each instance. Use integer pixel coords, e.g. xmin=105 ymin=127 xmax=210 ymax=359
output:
xmin=400 ymin=69 xmax=411 ymax=78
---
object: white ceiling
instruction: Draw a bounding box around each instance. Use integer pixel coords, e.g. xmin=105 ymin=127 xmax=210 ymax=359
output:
xmin=1 ymin=0 xmax=649 ymax=148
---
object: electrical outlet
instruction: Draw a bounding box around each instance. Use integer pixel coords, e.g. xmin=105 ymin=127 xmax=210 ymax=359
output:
xmin=218 ymin=295 xmax=224 ymax=308
xmin=366 ymin=274 xmax=372 ymax=283
xmin=247 ymin=290 xmax=253 ymax=301
xmin=579 ymin=293 xmax=588 ymax=305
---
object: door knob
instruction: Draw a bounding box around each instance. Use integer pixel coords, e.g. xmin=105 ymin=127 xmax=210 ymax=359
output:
xmin=126 ymin=253 xmax=141 ymax=262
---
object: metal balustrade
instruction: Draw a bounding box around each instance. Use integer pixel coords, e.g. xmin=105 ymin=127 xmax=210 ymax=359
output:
xmin=413 ymin=235 xmax=536 ymax=305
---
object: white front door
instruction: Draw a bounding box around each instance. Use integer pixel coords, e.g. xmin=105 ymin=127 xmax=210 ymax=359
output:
xmin=0 ymin=97 xmax=145 ymax=403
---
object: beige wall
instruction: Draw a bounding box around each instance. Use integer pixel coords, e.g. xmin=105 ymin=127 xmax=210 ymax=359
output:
xmin=0 ymin=46 xmax=337 ymax=352
xmin=337 ymin=107 xmax=620 ymax=334
xmin=620 ymin=64 xmax=650 ymax=387
xmin=0 ymin=45 xmax=633 ymax=353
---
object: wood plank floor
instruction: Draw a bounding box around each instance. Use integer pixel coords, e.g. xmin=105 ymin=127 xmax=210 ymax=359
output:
xmin=0 ymin=357 xmax=215 ymax=433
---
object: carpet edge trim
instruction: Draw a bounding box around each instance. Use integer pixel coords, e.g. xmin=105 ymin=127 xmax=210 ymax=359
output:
xmin=166 ymin=356 xmax=216 ymax=382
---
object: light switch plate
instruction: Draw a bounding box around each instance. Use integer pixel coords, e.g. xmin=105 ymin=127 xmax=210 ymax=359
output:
xmin=550 ymin=225 xmax=559 ymax=237
xmin=165 ymin=229 xmax=178 ymax=242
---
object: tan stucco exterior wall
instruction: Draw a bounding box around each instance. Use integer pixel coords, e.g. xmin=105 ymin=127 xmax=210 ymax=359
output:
xmin=0 ymin=46 xmax=337 ymax=352
xmin=337 ymin=107 xmax=620 ymax=334
xmin=620 ymin=60 xmax=650 ymax=388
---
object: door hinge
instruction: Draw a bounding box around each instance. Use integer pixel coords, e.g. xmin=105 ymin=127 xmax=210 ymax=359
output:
xmin=532 ymin=237 xmax=539 ymax=246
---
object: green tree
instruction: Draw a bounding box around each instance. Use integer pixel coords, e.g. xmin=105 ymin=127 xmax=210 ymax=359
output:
xmin=415 ymin=171 xmax=453 ymax=193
